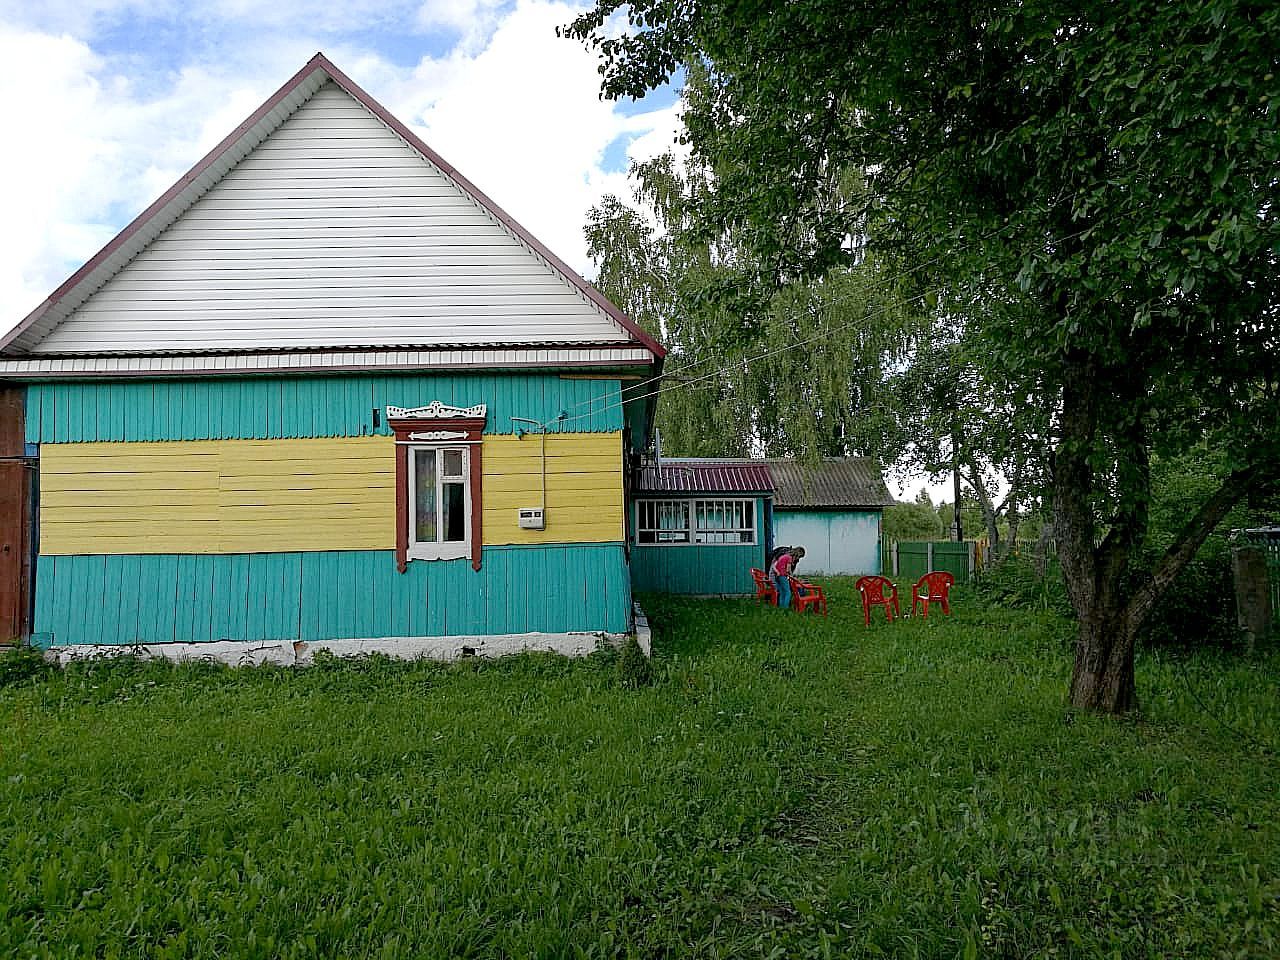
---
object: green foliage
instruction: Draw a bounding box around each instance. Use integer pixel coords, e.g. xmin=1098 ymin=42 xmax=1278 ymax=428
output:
xmin=1137 ymin=448 xmax=1280 ymax=648
xmin=2 ymin=593 xmax=1278 ymax=956
xmin=567 ymin=0 xmax=1280 ymax=708
xmin=882 ymin=500 xmax=943 ymax=542
xmin=586 ymin=148 xmax=919 ymax=461
xmin=616 ymin=633 xmax=654 ymax=687
xmin=975 ymin=556 xmax=1073 ymax=621
xmin=0 ymin=644 xmax=52 ymax=689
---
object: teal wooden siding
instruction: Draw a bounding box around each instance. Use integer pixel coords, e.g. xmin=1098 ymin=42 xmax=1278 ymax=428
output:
xmin=32 ymin=543 xmax=631 ymax=647
xmin=630 ymin=497 xmax=766 ymax=595
xmin=631 ymin=543 xmax=762 ymax=595
xmin=774 ymin=510 xmax=882 ymax=576
xmin=26 ymin=374 xmax=623 ymax=444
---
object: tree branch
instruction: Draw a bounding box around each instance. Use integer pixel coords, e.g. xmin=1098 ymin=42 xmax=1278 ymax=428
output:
xmin=1124 ymin=462 xmax=1261 ymax=635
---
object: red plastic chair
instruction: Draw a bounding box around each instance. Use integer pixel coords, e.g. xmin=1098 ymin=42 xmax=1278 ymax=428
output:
xmin=912 ymin=571 xmax=954 ymax=618
xmin=750 ymin=568 xmax=777 ymax=606
xmin=788 ymin=576 xmax=828 ymax=615
xmin=855 ymin=575 xmax=900 ymax=626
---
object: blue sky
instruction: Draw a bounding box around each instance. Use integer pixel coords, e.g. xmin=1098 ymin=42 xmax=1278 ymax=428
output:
xmin=0 ymin=0 xmax=685 ymax=321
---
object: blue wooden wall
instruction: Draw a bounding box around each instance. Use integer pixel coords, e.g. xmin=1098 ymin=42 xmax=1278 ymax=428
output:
xmin=33 ymin=543 xmax=631 ymax=647
xmin=26 ymin=373 xmax=624 ymax=444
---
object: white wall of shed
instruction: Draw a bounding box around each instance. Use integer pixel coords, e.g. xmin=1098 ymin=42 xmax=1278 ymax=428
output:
xmin=774 ymin=510 xmax=882 ymax=576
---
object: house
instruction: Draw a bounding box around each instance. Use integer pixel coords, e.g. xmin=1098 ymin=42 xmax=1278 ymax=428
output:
xmin=766 ymin=458 xmax=894 ymax=576
xmin=0 ymin=53 xmax=664 ymax=663
xmin=629 ymin=456 xmax=892 ymax=595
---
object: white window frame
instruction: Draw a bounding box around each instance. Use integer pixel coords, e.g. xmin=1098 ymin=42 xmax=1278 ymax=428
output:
xmin=406 ymin=445 xmax=471 ymax=561
xmin=636 ymin=497 xmax=757 ymax=547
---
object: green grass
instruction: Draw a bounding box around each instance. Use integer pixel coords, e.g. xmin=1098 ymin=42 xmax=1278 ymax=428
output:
xmin=2 ymin=580 xmax=1277 ymax=958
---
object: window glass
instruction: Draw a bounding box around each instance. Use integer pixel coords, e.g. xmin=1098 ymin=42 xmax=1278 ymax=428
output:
xmin=638 ymin=497 xmax=756 ymax=546
xmin=413 ymin=448 xmax=437 ymax=543
xmin=442 ymin=481 xmax=466 ymax=542
xmin=442 ymin=449 xmax=465 ymax=479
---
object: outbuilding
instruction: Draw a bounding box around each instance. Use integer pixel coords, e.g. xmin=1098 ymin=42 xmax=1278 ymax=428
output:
xmin=767 ymin=458 xmax=894 ymax=577
xmin=629 ymin=456 xmax=892 ymax=594
xmin=630 ymin=460 xmax=772 ymax=595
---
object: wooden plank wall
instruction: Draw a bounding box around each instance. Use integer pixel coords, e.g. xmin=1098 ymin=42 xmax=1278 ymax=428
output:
xmin=33 ymin=543 xmax=632 ymax=646
xmin=26 ymin=374 xmax=624 ymax=444
xmin=38 ymin=433 xmax=623 ymax=555
xmin=0 ymin=385 xmax=31 ymax=642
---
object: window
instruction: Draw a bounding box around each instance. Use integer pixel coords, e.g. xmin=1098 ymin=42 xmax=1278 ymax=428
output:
xmin=636 ymin=498 xmax=756 ymax=545
xmin=408 ymin=446 xmax=470 ymax=561
xmin=637 ymin=499 xmax=691 ymax=543
xmin=388 ymin=402 xmax=487 ymax=573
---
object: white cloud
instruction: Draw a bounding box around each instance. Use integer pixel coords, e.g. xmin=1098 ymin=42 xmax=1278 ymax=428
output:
xmin=0 ymin=2 xmax=683 ymax=326
xmin=387 ymin=0 xmax=683 ymax=277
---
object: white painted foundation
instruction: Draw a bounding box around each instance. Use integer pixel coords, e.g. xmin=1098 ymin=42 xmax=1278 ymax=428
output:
xmin=46 ymin=606 xmax=652 ymax=667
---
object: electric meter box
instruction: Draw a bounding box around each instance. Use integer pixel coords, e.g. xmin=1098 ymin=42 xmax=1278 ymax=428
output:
xmin=518 ymin=507 xmax=545 ymax=530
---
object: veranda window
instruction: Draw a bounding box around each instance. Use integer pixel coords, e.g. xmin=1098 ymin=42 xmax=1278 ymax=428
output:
xmin=637 ymin=499 xmax=691 ymax=543
xmin=636 ymin=498 xmax=756 ymax=545
xmin=693 ymin=499 xmax=755 ymax=544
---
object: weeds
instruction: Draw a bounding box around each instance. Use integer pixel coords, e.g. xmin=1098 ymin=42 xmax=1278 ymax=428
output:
xmin=1 ymin=582 xmax=1276 ymax=958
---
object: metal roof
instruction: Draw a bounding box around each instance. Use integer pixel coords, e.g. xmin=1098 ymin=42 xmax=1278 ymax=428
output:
xmin=766 ymin=458 xmax=895 ymax=509
xmin=637 ymin=459 xmax=774 ymax=494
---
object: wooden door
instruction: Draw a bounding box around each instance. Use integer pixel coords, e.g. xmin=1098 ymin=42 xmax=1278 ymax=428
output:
xmin=0 ymin=386 xmax=33 ymax=643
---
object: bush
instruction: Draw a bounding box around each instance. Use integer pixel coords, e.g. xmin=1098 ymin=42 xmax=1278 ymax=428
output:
xmin=883 ymin=500 xmax=944 ymax=542
xmin=0 ymin=644 xmax=53 ymax=688
xmin=616 ymin=634 xmax=653 ymax=688
xmin=975 ymin=556 xmax=1072 ymax=619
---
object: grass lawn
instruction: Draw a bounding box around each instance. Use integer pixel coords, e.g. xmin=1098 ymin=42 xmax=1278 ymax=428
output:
xmin=2 ymin=580 xmax=1277 ymax=958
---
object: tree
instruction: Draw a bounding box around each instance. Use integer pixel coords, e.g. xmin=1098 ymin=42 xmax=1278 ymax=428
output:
xmin=585 ymin=149 xmax=920 ymax=461
xmin=567 ymin=0 xmax=1280 ymax=712
xmin=883 ymin=493 xmax=945 ymax=543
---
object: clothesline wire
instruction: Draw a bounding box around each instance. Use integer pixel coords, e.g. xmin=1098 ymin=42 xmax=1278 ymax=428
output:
xmin=552 ymin=213 xmax=1107 ymax=432
xmin=550 ymin=188 xmax=1106 ymax=428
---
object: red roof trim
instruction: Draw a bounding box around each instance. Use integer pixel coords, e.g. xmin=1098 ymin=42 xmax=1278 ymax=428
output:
xmin=3 ymin=52 xmax=667 ymax=361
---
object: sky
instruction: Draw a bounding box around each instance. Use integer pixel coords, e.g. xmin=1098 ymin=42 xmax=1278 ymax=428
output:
xmin=0 ymin=0 xmax=682 ymax=325
xmin=0 ymin=0 xmax=950 ymax=502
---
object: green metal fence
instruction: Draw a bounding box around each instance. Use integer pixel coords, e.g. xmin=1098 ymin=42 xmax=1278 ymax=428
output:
xmin=890 ymin=541 xmax=976 ymax=583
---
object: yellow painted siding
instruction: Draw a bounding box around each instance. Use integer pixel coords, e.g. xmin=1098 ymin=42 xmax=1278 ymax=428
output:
xmin=39 ymin=437 xmax=396 ymax=555
xmin=38 ymin=433 xmax=623 ymax=555
xmin=481 ymin=433 xmax=624 ymax=546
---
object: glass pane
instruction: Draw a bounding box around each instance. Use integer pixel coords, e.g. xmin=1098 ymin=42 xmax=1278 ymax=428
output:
xmin=414 ymin=449 xmax=437 ymax=543
xmin=442 ymin=481 xmax=466 ymax=542
xmin=442 ymin=449 xmax=465 ymax=478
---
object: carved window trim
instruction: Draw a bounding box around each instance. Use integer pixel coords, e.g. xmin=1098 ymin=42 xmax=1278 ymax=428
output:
xmin=389 ymin=405 xmax=486 ymax=573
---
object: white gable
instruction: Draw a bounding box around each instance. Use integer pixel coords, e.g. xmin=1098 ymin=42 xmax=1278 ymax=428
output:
xmin=29 ymin=82 xmax=633 ymax=355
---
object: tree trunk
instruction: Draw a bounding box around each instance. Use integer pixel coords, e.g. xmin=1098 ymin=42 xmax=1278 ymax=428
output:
xmin=964 ymin=457 xmax=1001 ymax=558
xmin=1054 ymin=352 xmax=1147 ymax=714
xmin=1069 ymin=598 xmax=1137 ymax=713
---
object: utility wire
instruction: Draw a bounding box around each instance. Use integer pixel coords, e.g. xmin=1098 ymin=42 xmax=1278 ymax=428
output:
xmin=557 ymin=185 xmax=1105 ymax=426
xmin=556 ymin=215 xmax=1106 ymax=431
